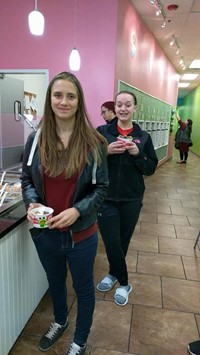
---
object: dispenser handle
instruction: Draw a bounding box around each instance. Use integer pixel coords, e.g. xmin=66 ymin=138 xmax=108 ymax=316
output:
xmin=14 ymin=100 xmax=21 ymax=121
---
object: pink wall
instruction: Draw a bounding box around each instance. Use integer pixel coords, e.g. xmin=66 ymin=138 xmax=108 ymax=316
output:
xmin=1 ymin=0 xmax=179 ymax=129
xmin=0 ymin=0 xmax=118 ymax=127
xmin=115 ymin=0 xmax=179 ymax=106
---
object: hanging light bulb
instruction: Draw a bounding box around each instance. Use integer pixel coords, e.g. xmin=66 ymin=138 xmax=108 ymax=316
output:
xmin=69 ymin=47 xmax=81 ymax=71
xmin=69 ymin=0 xmax=81 ymax=71
xmin=28 ymin=0 xmax=45 ymax=36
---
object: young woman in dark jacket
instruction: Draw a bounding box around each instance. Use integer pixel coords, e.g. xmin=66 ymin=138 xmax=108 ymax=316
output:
xmin=96 ymin=90 xmax=158 ymax=307
xmin=21 ymin=72 xmax=108 ymax=355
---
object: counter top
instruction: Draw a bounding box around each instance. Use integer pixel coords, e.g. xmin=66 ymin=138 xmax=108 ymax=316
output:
xmin=0 ymin=199 xmax=27 ymax=239
xmin=0 ymin=170 xmax=27 ymax=239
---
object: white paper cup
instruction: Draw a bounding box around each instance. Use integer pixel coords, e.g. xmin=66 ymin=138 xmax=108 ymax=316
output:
xmin=31 ymin=206 xmax=54 ymax=228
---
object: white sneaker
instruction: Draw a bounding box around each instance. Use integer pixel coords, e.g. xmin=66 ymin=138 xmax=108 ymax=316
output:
xmin=66 ymin=342 xmax=87 ymax=355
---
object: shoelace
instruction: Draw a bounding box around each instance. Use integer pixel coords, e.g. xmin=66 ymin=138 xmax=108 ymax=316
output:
xmin=45 ymin=322 xmax=61 ymax=339
xmin=68 ymin=342 xmax=84 ymax=355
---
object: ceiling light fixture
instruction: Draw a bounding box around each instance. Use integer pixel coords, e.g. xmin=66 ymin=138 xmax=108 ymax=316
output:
xmin=28 ymin=0 xmax=45 ymax=36
xmin=189 ymin=59 xmax=200 ymax=69
xmin=179 ymin=56 xmax=186 ymax=70
xmin=178 ymin=83 xmax=190 ymax=88
xmin=170 ymin=36 xmax=175 ymax=47
xmin=69 ymin=0 xmax=81 ymax=71
xmin=181 ymin=73 xmax=199 ymax=80
xmin=156 ymin=8 xmax=161 ymax=16
xmin=169 ymin=35 xmax=181 ymax=55
xmin=150 ymin=0 xmax=168 ymax=28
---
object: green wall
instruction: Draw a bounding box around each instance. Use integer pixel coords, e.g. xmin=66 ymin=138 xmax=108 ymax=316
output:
xmin=118 ymin=80 xmax=171 ymax=162
xmin=177 ymin=86 xmax=200 ymax=156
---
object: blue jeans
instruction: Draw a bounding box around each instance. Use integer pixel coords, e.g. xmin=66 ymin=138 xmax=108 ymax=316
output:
xmin=30 ymin=228 xmax=98 ymax=345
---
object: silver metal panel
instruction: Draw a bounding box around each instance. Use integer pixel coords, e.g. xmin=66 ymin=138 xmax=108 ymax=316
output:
xmin=0 ymin=76 xmax=24 ymax=169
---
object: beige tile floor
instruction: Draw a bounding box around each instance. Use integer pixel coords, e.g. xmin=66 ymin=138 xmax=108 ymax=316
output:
xmin=10 ymin=151 xmax=200 ymax=355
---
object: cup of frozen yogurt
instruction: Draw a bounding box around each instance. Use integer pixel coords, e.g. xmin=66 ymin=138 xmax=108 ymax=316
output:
xmin=31 ymin=206 xmax=54 ymax=228
xmin=117 ymin=135 xmax=133 ymax=143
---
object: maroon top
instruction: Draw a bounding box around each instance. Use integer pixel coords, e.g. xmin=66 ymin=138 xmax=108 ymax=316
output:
xmin=43 ymin=169 xmax=97 ymax=242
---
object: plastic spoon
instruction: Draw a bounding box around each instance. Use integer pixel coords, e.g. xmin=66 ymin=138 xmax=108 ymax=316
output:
xmin=0 ymin=171 xmax=6 ymax=186
xmin=0 ymin=191 xmax=8 ymax=207
xmin=0 ymin=183 xmax=8 ymax=198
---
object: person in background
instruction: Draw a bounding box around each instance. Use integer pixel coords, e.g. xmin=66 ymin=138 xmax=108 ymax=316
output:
xmin=21 ymin=71 xmax=108 ymax=355
xmin=175 ymin=112 xmax=193 ymax=164
xmin=101 ymin=101 xmax=117 ymax=124
xmin=96 ymin=90 xmax=158 ymax=306
xmin=188 ymin=340 xmax=200 ymax=355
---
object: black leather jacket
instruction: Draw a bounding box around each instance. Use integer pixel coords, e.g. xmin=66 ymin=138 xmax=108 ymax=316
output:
xmin=97 ymin=120 xmax=158 ymax=201
xmin=21 ymin=131 xmax=109 ymax=233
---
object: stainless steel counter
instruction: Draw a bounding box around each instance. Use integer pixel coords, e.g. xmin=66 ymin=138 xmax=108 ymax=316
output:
xmin=0 ymin=172 xmax=22 ymax=210
xmin=0 ymin=170 xmax=26 ymax=238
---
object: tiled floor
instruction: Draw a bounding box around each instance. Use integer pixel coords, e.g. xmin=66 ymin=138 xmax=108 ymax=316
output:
xmin=10 ymin=150 xmax=200 ymax=355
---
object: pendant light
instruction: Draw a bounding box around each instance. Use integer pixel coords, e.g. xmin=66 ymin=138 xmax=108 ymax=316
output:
xmin=69 ymin=0 xmax=81 ymax=71
xmin=28 ymin=0 xmax=45 ymax=36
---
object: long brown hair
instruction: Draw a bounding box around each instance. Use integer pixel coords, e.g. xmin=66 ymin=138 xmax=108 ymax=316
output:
xmin=38 ymin=71 xmax=107 ymax=177
xmin=187 ymin=118 xmax=193 ymax=131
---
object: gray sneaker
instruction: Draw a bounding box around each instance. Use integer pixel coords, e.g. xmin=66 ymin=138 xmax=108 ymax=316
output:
xmin=39 ymin=320 xmax=68 ymax=351
xmin=66 ymin=342 xmax=87 ymax=355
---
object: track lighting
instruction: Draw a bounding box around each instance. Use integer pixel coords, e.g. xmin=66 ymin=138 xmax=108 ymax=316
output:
xmin=179 ymin=56 xmax=186 ymax=70
xmin=170 ymin=36 xmax=175 ymax=47
xmin=149 ymin=0 xmax=168 ymax=28
xmin=156 ymin=8 xmax=161 ymax=16
xmin=169 ymin=35 xmax=181 ymax=56
xmin=179 ymin=57 xmax=184 ymax=65
xmin=150 ymin=1 xmax=187 ymax=72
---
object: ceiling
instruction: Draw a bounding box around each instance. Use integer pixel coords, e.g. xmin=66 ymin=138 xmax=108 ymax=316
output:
xmin=130 ymin=0 xmax=200 ymax=98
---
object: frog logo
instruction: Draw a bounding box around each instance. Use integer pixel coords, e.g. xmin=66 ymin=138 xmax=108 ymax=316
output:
xmin=38 ymin=216 xmax=46 ymax=228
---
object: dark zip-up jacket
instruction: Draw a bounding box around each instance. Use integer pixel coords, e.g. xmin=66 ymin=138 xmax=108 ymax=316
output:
xmin=97 ymin=120 xmax=158 ymax=201
xmin=21 ymin=131 xmax=109 ymax=233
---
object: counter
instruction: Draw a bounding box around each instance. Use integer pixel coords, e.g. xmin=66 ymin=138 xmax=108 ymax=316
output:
xmin=0 ymin=199 xmax=26 ymax=238
xmin=0 ymin=171 xmax=26 ymax=239
xmin=0 ymin=173 xmax=48 ymax=355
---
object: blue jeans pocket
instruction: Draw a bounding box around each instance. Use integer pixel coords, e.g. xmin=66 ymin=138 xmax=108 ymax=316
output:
xmin=29 ymin=227 xmax=46 ymax=240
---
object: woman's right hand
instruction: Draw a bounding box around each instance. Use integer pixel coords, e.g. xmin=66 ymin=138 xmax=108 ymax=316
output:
xmin=27 ymin=202 xmax=44 ymax=224
xmin=107 ymin=141 xmax=126 ymax=155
